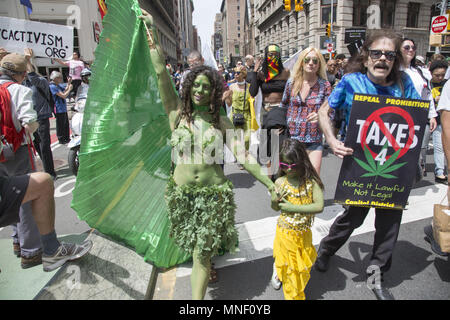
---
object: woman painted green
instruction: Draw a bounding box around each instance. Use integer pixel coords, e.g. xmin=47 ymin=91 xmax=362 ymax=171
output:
xmin=139 ymin=10 xmax=276 ymax=300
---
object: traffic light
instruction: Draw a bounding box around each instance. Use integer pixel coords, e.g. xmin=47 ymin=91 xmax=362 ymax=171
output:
xmin=284 ymin=0 xmax=291 ymax=11
xmin=326 ymin=23 xmax=331 ymax=38
xmin=295 ymin=0 xmax=304 ymax=11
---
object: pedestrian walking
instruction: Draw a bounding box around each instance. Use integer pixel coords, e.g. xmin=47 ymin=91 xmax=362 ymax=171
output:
xmin=270 ymin=138 xmax=324 ymax=300
xmin=53 ymin=51 xmax=85 ymax=102
xmin=0 ymin=52 xmax=43 ymax=269
xmin=280 ymin=47 xmax=331 ymax=174
xmin=400 ymin=38 xmax=438 ymax=179
xmin=49 ymin=71 xmax=72 ymax=144
xmin=22 ymin=48 xmax=56 ymax=180
xmin=317 ymin=29 xmax=422 ymax=300
xmin=139 ymin=10 xmax=276 ymax=300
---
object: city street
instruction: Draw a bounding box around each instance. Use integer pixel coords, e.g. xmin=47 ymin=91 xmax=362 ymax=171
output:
xmin=0 ymin=117 xmax=448 ymax=300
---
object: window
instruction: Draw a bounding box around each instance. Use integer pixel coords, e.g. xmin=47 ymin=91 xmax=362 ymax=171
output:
xmin=238 ymin=19 xmax=240 ymax=24
xmin=407 ymin=3 xmax=420 ymax=28
xmin=380 ymin=0 xmax=396 ymax=28
xmin=238 ymin=26 xmax=240 ymax=31
xmin=321 ymin=0 xmax=337 ymax=25
xmin=235 ymin=44 xmax=240 ymax=55
xmin=353 ymin=0 xmax=369 ymax=27
xmin=238 ymin=33 xmax=240 ymax=38
xmin=237 ymin=5 xmax=240 ymax=10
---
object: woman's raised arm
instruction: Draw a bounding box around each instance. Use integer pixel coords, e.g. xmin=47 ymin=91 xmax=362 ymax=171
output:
xmin=139 ymin=9 xmax=179 ymax=122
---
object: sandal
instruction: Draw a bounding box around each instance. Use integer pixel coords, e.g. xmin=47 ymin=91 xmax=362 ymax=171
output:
xmin=209 ymin=263 xmax=218 ymax=283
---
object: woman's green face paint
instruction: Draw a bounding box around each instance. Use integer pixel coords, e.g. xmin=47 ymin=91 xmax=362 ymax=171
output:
xmin=191 ymin=74 xmax=212 ymax=107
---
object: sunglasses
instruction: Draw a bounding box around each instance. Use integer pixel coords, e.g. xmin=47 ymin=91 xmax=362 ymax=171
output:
xmin=279 ymin=162 xmax=297 ymax=170
xmin=368 ymin=50 xmax=397 ymax=61
xmin=402 ymin=45 xmax=416 ymax=52
xmin=304 ymin=57 xmax=319 ymax=65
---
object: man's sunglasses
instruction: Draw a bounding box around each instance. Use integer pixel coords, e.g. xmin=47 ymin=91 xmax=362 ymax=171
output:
xmin=368 ymin=50 xmax=397 ymax=61
xmin=279 ymin=162 xmax=297 ymax=170
xmin=304 ymin=57 xmax=319 ymax=65
xmin=402 ymin=45 xmax=416 ymax=52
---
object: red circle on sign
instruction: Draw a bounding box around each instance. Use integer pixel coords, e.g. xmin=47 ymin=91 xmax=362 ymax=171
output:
xmin=360 ymin=106 xmax=415 ymax=161
xmin=432 ymin=16 xmax=448 ymax=34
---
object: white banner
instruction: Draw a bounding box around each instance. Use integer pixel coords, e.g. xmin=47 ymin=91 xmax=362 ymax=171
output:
xmin=0 ymin=16 xmax=73 ymax=59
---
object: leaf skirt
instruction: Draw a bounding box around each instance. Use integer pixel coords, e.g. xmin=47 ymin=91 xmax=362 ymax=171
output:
xmin=165 ymin=177 xmax=239 ymax=258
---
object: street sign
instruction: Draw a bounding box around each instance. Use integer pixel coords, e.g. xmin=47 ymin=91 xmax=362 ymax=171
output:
xmin=344 ymin=28 xmax=366 ymax=44
xmin=327 ymin=42 xmax=333 ymax=53
xmin=431 ymin=15 xmax=449 ymax=34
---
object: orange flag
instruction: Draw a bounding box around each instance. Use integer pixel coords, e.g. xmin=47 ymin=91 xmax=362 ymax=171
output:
xmin=97 ymin=0 xmax=108 ymax=19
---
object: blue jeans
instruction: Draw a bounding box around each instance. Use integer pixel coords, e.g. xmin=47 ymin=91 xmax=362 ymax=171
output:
xmin=432 ymin=125 xmax=446 ymax=177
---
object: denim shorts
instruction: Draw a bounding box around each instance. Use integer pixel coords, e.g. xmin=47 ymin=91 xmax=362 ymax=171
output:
xmin=302 ymin=142 xmax=324 ymax=151
xmin=0 ymin=174 xmax=30 ymax=228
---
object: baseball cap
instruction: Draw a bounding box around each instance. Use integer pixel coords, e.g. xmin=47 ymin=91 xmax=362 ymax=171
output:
xmin=415 ymin=55 xmax=425 ymax=64
xmin=0 ymin=53 xmax=27 ymax=72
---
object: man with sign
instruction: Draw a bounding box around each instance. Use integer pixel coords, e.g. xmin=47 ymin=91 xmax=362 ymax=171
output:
xmin=317 ymin=29 xmax=422 ymax=300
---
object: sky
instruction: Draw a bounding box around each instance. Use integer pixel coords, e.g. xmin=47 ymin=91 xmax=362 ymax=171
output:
xmin=192 ymin=0 xmax=223 ymax=48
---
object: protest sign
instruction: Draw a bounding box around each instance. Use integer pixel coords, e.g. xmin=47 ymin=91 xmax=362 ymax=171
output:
xmin=0 ymin=16 xmax=73 ymax=59
xmin=334 ymin=94 xmax=430 ymax=209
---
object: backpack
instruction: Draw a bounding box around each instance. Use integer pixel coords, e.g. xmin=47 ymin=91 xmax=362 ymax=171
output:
xmin=0 ymin=81 xmax=25 ymax=162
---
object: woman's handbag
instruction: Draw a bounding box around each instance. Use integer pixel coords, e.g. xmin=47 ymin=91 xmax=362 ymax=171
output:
xmin=232 ymin=83 xmax=247 ymax=126
xmin=433 ymin=196 xmax=450 ymax=253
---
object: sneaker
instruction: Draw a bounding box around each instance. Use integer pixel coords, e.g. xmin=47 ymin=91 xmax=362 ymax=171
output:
xmin=42 ymin=240 xmax=93 ymax=272
xmin=13 ymin=243 xmax=20 ymax=257
xmin=271 ymin=263 xmax=281 ymax=290
xmin=21 ymin=253 xmax=42 ymax=269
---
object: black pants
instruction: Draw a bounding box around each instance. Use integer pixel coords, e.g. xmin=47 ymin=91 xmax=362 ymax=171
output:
xmin=319 ymin=206 xmax=403 ymax=273
xmin=71 ymin=79 xmax=82 ymax=99
xmin=55 ymin=112 xmax=70 ymax=144
xmin=33 ymin=118 xmax=56 ymax=176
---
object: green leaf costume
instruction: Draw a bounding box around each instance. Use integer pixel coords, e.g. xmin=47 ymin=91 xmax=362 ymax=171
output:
xmin=71 ymin=0 xmax=190 ymax=268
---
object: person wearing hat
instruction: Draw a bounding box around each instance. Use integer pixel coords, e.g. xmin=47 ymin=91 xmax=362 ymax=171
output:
xmin=0 ymin=52 xmax=42 ymax=268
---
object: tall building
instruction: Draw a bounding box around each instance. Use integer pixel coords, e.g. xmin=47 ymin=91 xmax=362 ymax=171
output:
xmin=0 ymin=0 xmax=102 ymax=77
xmin=220 ymin=0 xmax=250 ymax=67
xmin=178 ymin=0 xmax=195 ymax=65
xmin=253 ymin=0 xmax=438 ymax=59
xmin=140 ymin=0 xmax=178 ymax=66
xmin=212 ymin=13 xmax=224 ymax=64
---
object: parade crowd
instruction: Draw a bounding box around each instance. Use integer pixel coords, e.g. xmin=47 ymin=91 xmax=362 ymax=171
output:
xmin=0 ymin=9 xmax=449 ymax=301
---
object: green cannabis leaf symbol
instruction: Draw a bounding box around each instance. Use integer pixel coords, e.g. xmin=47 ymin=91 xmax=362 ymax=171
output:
xmin=354 ymin=142 xmax=406 ymax=179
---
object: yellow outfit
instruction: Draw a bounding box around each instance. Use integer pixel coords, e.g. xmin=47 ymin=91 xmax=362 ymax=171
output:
xmin=273 ymin=177 xmax=317 ymax=300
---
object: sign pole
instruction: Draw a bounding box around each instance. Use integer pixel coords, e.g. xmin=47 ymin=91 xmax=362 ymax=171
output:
xmin=436 ymin=0 xmax=448 ymax=54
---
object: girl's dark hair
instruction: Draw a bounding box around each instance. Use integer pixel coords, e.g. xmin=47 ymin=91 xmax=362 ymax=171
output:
xmin=345 ymin=29 xmax=404 ymax=84
xmin=430 ymin=59 xmax=449 ymax=73
xmin=179 ymin=65 xmax=223 ymax=128
xmin=279 ymin=139 xmax=324 ymax=190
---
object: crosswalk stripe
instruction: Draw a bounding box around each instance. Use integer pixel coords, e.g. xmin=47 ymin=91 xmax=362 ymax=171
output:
xmin=175 ymin=183 xmax=447 ymax=278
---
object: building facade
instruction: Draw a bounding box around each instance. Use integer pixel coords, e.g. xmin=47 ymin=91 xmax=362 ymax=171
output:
xmin=253 ymin=0 xmax=437 ymax=60
xmin=220 ymin=0 xmax=250 ymax=67
xmin=0 ymin=0 xmax=186 ymax=74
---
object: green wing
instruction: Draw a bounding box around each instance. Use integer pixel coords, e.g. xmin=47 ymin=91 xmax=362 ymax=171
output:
xmin=71 ymin=0 xmax=190 ymax=268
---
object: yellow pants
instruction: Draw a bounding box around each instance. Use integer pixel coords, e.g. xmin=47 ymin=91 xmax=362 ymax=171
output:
xmin=273 ymin=225 xmax=317 ymax=300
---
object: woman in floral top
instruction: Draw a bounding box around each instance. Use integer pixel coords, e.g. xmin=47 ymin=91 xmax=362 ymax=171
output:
xmin=280 ymin=48 xmax=332 ymax=174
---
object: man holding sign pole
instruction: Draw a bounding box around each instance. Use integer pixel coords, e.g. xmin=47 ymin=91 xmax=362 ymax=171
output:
xmin=317 ymin=30 xmax=422 ymax=300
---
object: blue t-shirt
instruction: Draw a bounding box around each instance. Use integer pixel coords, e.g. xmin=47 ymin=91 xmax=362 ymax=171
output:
xmin=328 ymin=72 xmax=421 ymax=125
xmin=49 ymin=83 xmax=67 ymax=114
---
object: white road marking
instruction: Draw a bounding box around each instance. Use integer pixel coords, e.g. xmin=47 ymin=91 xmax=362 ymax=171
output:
xmin=176 ymin=183 xmax=447 ymax=278
xmin=54 ymin=178 xmax=77 ymax=198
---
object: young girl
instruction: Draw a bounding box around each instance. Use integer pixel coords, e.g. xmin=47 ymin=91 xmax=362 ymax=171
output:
xmin=271 ymin=138 xmax=324 ymax=300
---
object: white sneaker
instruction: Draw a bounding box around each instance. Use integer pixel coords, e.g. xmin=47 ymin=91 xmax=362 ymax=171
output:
xmin=42 ymin=240 xmax=93 ymax=272
xmin=271 ymin=263 xmax=281 ymax=290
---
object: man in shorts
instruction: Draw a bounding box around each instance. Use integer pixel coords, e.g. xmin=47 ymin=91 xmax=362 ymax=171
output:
xmin=0 ymin=138 xmax=92 ymax=272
